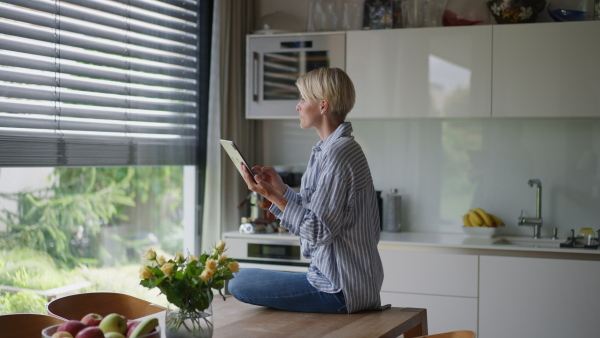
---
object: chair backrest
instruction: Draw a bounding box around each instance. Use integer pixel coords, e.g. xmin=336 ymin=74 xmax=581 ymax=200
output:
xmin=414 ymin=330 xmax=476 ymax=338
xmin=0 ymin=313 xmax=65 ymax=338
xmin=47 ymin=292 xmax=165 ymax=321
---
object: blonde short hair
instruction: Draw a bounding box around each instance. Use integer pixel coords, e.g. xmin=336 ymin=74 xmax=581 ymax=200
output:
xmin=296 ymin=67 xmax=355 ymax=120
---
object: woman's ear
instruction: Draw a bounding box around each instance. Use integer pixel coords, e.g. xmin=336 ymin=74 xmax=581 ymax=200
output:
xmin=320 ymin=100 xmax=329 ymax=115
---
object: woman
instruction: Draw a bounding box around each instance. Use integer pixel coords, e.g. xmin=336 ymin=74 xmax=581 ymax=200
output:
xmin=228 ymin=67 xmax=384 ymax=314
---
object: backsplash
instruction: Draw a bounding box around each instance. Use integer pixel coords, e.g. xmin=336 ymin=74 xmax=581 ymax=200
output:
xmin=262 ymin=118 xmax=600 ymax=238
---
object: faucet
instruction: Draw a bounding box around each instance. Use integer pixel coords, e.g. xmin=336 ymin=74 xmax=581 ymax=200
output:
xmin=518 ymin=179 xmax=543 ymax=238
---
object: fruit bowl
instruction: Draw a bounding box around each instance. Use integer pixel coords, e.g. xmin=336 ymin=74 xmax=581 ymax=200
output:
xmin=42 ymin=324 xmax=161 ymax=338
xmin=462 ymin=226 xmax=498 ymax=238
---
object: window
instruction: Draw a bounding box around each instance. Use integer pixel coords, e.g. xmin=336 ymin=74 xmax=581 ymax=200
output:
xmin=0 ymin=0 xmax=211 ymax=313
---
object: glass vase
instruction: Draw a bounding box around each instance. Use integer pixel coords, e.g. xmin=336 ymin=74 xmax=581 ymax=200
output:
xmin=165 ymin=302 xmax=213 ymax=338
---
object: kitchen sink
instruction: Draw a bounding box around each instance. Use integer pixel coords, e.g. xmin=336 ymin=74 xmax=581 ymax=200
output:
xmin=492 ymin=236 xmax=563 ymax=248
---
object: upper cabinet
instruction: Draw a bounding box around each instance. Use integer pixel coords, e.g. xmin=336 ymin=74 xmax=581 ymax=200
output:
xmin=245 ymin=22 xmax=600 ymax=120
xmin=492 ymin=21 xmax=600 ymax=118
xmin=246 ymin=32 xmax=345 ymax=119
xmin=346 ymin=26 xmax=493 ymax=118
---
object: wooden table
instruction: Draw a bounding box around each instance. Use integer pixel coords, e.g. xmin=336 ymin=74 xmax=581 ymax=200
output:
xmin=211 ymin=296 xmax=428 ymax=338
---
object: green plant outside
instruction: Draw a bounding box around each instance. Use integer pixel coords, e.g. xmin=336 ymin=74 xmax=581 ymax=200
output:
xmin=0 ymin=166 xmax=185 ymax=314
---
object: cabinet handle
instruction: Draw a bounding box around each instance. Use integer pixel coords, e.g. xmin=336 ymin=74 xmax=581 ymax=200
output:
xmin=253 ymin=52 xmax=259 ymax=102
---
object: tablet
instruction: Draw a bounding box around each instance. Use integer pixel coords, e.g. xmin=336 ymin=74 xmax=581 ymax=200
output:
xmin=220 ymin=139 xmax=256 ymax=182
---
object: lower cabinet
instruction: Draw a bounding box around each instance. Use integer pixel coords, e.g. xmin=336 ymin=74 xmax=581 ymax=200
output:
xmin=479 ymin=256 xmax=600 ymax=338
xmin=379 ymin=248 xmax=479 ymax=334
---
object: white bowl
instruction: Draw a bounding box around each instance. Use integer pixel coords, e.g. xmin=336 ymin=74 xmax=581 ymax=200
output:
xmin=462 ymin=226 xmax=498 ymax=238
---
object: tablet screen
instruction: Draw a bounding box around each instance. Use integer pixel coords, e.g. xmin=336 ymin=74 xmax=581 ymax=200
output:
xmin=220 ymin=139 xmax=256 ymax=182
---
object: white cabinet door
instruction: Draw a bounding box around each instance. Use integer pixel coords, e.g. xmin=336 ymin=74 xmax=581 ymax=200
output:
xmin=346 ymin=26 xmax=492 ymax=118
xmin=379 ymin=249 xmax=479 ymax=297
xmin=381 ymin=292 xmax=478 ymax=335
xmin=492 ymin=21 xmax=600 ymax=117
xmin=479 ymin=255 xmax=600 ymax=338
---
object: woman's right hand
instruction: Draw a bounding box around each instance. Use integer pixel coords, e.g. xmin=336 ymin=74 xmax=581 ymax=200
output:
xmin=254 ymin=166 xmax=287 ymax=196
xmin=241 ymin=164 xmax=288 ymax=211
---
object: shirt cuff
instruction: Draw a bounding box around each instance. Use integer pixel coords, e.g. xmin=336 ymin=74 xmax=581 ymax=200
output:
xmin=269 ymin=186 xmax=294 ymax=218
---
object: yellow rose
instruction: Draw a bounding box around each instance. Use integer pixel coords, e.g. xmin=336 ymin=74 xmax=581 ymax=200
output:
xmin=189 ymin=254 xmax=198 ymax=263
xmin=174 ymin=252 xmax=185 ymax=264
xmin=215 ymin=240 xmax=226 ymax=252
xmin=228 ymin=261 xmax=239 ymax=273
xmin=218 ymin=254 xmax=228 ymax=262
xmin=143 ymin=248 xmax=157 ymax=261
xmin=139 ymin=266 xmax=152 ymax=279
xmin=205 ymin=259 xmax=217 ymax=270
xmin=200 ymin=268 xmax=214 ymax=281
xmin=160 ymin=262 xmax=175 ymax=276
xmin=157 ymin=255 xmax=167 ymax=265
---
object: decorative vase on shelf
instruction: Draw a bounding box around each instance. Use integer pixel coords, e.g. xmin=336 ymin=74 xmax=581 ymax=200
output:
xmin=165 ymin=297 xmax=213 ymax=338
xmin=487 ymin=0 xmax=547 ymax=24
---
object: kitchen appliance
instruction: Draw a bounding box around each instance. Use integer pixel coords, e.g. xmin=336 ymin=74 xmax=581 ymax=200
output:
xmin=223 ymin=231 xmax=310 ymax=273
xmin=560 ymin=228 xmax=600 ymax=249
xmin=246 ymin=32 xmax=345 ymax=119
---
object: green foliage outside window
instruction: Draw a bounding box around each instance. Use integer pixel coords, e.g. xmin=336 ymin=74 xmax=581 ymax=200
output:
xmin=0 ymin=166 xmax=185 ymax=314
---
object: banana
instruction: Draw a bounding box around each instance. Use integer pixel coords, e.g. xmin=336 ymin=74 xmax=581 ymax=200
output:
xmin=467 ymin=209 xmax=483 ymax=226
xmin=474 ymin=208 xmax=493 ymax=227
xmin=462 ymin=214 xmax=472 ymax=227
xmin=128 ymin=317 xmax=159 ymax=338
xmin=489 ymin=213 xmax=505 ymax=226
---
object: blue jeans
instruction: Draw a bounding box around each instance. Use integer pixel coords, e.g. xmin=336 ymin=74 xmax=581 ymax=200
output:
xmin=228 ymin=268 xmax=347 ymax=314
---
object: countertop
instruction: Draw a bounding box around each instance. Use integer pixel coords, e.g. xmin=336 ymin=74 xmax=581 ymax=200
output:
xmin=378 ymin=231 xmax=600 ymax=260
xmin=223 ymin=231 xmax=600 ymax=260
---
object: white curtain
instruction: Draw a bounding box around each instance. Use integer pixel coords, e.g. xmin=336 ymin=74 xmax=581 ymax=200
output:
xmin=201 ymin=0 xmax=223 ymax=252
xmin=202 ymin=0 xmax=260 ymax=251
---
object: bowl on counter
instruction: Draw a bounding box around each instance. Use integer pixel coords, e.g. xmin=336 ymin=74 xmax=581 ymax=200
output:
xmin=487 ymin=0 xmax=547 ymax=24
xmin=462 ymin=226 xmax=498 ymax=238
xmin=547 ymin=3 xmax=587 ymax=21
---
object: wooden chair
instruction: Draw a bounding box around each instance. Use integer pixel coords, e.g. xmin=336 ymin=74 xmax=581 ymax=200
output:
xmin=413 ymin=330 xmax=476 ymax=338
xmin=47 ymin=291 xmax=165 ymax=321
xmin=0 ymin=313 xmax=65 ymax=338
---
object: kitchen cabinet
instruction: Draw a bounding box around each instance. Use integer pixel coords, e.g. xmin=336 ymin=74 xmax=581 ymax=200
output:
xmin=379 ymin=248 xmax=478 ymax=334
xmin=492 ymin=21 xmax=600 ymax=117
xmin=346 ymin=26 xmax=492 ymax=118
xmin=479 ymin=255 xmax=600 ymax=338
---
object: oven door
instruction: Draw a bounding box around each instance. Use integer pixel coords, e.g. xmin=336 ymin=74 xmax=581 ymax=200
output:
xmin=224 ymin=232 xmax=311 ymax=272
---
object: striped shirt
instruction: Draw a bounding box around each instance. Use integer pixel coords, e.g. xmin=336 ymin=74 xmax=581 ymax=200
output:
xmin=269 ymin=122 xmax=384 ymax=313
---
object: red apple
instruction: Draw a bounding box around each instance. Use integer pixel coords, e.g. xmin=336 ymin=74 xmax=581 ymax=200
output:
xmin=56 ymin=320 xmax=86 ymax=337
xmin=51 ymin=332 xmax=74 ymax=338
xmin=80 ymin=313 xmax=103 ymax=327
xmin=126 ymin=321 xmax=140 ymax=337
xmin=74 ymin=326 xmax=104 ymax=338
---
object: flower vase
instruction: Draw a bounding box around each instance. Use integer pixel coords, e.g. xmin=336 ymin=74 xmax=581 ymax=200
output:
xmin=165 ymin=302 xmax=213 ymax=338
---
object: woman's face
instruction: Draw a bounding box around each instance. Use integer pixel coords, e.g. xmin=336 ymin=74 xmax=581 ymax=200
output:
xmin=296 ymin=96 xmax=321 ymax=129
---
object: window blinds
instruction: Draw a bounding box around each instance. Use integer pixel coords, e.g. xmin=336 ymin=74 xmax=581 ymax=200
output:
xmin=0 ymin=0 xmax=199 ymax=166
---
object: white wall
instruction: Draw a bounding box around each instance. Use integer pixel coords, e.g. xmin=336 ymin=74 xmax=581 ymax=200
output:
xmin=262 ymin=118 xmax=600 ymax=238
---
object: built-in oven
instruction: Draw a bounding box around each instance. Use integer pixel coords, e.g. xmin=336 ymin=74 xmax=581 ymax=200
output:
xmin=223 ymin=231 xmax=310 ymax=273
xmin=245 ymin=32 xmax=346 ymax=119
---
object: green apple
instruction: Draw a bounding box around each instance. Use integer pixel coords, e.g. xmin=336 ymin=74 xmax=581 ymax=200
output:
xmin=51 ymin=332 xmax=73 ymax=338
xmin=105 ymin=332 xmax=126 ymax=338
xmin=98 ymin=313 xmax=128 ymax=334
